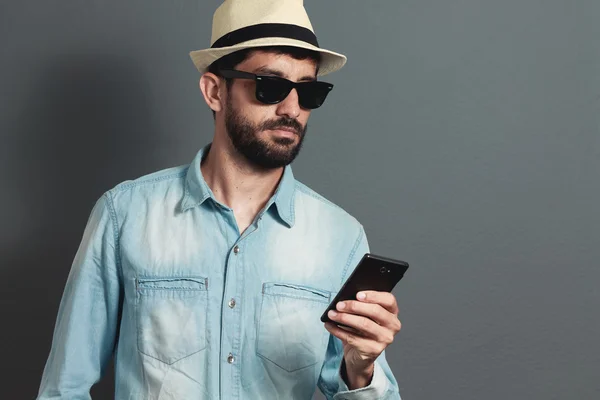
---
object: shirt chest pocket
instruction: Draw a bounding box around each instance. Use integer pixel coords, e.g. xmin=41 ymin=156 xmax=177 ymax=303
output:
xmin=136 ymin=277 xmax=208 ymax=365
xmin=256 ymin=282 xmax=331 ymax=372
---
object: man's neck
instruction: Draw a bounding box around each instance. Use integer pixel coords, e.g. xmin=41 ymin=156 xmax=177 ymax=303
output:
xmin=200 ymin=136 xmax=284 ymax=232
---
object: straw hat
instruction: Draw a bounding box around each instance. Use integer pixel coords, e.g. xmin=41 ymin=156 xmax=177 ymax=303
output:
xmin=189 ymin=0 xmax=347 ymax=76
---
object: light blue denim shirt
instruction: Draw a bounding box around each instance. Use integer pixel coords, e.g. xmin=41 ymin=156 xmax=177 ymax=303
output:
xmin=38 ymin=144 xmax=401 ymax=400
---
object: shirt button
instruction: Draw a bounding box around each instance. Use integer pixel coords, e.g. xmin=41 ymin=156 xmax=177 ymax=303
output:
xmin=227 ymin=353 xmax=235 ymax=364
xmin=228 ymin=298 xmax=236 ymax=308
xmin=233 ymin=245 xmax=240 ymax=255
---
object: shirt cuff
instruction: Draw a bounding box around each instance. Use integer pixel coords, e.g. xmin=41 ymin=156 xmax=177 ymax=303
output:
xmin=333 ymin=361 xmax=390 ymax=400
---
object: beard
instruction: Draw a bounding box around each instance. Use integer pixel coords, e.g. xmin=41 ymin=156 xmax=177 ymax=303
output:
xmin=225 ymin=97 xmax=307 ymax=169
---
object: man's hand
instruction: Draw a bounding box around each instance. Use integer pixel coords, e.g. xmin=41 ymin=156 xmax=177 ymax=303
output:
xmin=324 ymin=291 xmax=401 ymax=390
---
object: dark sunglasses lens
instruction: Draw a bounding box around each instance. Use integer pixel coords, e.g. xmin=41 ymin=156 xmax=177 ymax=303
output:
xmin=297 ymin=82 xmax=333 ymax=109
xmin=256 ymin=77 xmax=292 ymax=104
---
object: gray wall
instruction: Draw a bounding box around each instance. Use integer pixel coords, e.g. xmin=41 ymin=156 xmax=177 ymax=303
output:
xmin=1 ymin=1 xmax=598 ymax=398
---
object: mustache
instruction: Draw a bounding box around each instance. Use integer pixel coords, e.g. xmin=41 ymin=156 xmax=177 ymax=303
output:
xmin=260 ymin=118 xmax=304 ymax=135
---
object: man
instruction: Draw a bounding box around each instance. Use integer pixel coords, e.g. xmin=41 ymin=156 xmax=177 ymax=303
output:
xmin=38 ymin=0 xmax=403 ymax=399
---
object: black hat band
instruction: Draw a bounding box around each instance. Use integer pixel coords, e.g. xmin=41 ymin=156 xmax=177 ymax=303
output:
xmin=211 ymin=23 xmax=319 ymax=49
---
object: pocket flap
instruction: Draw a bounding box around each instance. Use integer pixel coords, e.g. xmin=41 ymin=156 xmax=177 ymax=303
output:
xmin=137 ymin=277 xmax=208 ymax=291
xmin=262 ymin=282 xmax=330 ymax=303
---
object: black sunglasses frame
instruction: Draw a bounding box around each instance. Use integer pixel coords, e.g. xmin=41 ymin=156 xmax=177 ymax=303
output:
xmin=218 ymin=69 xmax=334 ymax=109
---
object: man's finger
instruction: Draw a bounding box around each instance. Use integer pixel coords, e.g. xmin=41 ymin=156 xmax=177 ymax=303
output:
xmin=336 ymin=300 xmax=401 ymax=332
xmin=324 ymin=322 xmax=384 ymax=355
xmin=356 ymin=291 xmax=399 ymax=314
xmin=327 ymin=310 xmax=394 ymax=344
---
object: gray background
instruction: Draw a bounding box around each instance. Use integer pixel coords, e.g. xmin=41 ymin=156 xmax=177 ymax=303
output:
xmin=1 ymin=0 xmax=598 ymax=399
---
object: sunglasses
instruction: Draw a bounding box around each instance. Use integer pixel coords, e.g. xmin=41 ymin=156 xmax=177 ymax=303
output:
xmin=218 ymin=69 xmax=334 ymax=109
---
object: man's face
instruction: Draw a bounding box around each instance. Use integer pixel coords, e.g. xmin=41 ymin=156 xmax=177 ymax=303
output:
xmin=223 ymin=51 xmax=317 ymax=169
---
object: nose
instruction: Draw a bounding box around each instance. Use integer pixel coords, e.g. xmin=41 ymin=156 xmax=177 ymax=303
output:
xmin=275 ymin=88 xmax=301 ymax=119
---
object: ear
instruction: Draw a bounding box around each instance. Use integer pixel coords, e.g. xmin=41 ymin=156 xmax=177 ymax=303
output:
xmin=199 ymin=72 xmax=225 ymax=113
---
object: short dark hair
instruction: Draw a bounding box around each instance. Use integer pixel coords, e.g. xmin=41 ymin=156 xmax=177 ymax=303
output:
xmin=206 ymin=46 xmax=322 ymax=118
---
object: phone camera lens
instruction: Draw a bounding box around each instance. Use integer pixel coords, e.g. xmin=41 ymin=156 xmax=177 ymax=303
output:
xmin=380 ymin=267 xmax=386 ymax=273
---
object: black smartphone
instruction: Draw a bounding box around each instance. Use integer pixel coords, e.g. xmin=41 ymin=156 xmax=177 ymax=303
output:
xmin=320 ymin=253 xmax=409 ymax=324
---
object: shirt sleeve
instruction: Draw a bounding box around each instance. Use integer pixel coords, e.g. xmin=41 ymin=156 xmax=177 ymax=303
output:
xmin=317 ymin=226 xmax=402 ymax=399
xmin=37 ymin=193 xmax=122 ymax=400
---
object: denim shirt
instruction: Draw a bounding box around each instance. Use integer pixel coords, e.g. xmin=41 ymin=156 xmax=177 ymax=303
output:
xmin=38 ymin=144 xmax=401 ymax=400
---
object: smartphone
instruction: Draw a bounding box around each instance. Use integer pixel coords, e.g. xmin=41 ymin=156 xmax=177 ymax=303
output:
xmin=320 ymin=253 xmax=409 ymax=324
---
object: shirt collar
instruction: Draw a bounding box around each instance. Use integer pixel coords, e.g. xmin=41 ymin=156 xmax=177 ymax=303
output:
xmin=181 ymin=144 xmax=213 ymax=211
xmin=271 ymin=163 xmax=296 ymax=228
xmin=181 ymin=143 xmax=296 ymax=228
